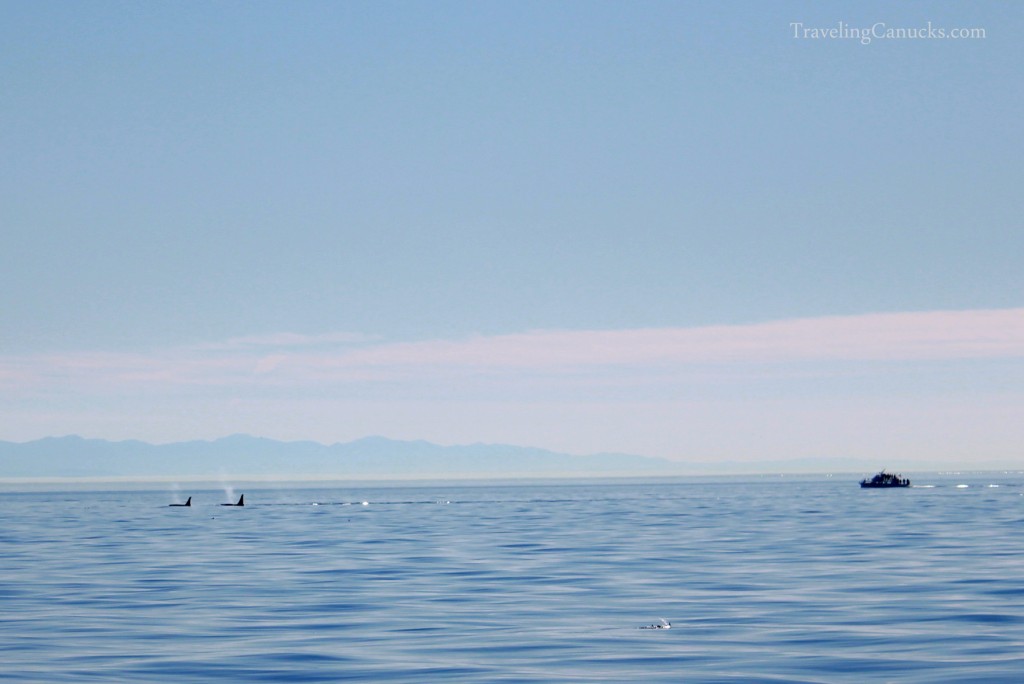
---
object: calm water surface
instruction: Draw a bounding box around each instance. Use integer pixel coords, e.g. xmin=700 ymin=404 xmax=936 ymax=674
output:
xmin=2 ymin=475 xmax=1023 ymax=682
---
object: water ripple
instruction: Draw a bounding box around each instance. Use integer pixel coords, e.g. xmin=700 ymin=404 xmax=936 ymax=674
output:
xmin=3 ymin=475 xmax=1024 ymax=681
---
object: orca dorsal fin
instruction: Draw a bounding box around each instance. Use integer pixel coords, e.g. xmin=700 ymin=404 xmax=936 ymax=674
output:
xmin=185 ymin=496 xmax=191 ymax=506
xmin=237 ymin=494 xmax=244 ymax=506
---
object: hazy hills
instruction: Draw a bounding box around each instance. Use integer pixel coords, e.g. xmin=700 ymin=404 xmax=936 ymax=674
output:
xmin=1 ymin=435 xmax=989 ymax=482
xmin=0 ymin=435 xmax=680 ymax=481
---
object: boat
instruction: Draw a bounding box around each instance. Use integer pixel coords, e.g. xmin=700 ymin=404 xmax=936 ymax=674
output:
xmin=859 ymin=471 xmax=910 ymax=488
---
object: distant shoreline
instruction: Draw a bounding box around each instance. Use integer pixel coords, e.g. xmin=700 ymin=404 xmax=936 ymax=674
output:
xmin=3 ymin=470 xmax=1023 ymax=494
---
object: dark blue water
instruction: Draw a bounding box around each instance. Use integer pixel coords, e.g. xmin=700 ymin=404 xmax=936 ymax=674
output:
xmin=3 ymin=474 xmax=1024 ymax=682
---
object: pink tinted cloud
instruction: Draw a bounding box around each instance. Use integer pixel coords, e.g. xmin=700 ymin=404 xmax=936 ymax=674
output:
xmin=317 ymin=307 xmax=1024 ymax=370
xmin=2 ymin=308 xmax=1022 ymax=392
xmin=194 ymin=331 xmax=373 ymax=351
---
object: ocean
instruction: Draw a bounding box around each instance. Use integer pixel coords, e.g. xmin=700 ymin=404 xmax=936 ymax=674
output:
xmin=2 ymin=473 xmax=1023 ymax=682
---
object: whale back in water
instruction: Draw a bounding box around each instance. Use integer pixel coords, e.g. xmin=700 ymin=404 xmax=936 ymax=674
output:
xmin=220 ymin=494 xmax=244 ymax=507
xmin=169 ymin=496 xmax=191 ymax=507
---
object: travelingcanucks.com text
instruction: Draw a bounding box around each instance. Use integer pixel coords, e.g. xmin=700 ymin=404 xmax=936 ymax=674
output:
xmin=790 ymin=21 xmax=986 ymax=45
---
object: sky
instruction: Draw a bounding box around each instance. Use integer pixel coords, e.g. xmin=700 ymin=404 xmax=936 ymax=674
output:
xmin=1 ymin=1 xmax=1021 ymax=467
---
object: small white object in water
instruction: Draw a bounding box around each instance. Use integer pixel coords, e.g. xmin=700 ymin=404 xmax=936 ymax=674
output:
xmin=640 ymin=618 xmax=672 ymax=630
xmin=362 ymin=501 xmax=369 ymax=506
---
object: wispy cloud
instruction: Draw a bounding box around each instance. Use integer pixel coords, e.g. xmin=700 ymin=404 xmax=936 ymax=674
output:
xmin=3 ymin=308 xmax=1022 ymax=458
xmin=332 ymin=308 xmax=1024 ymax=369
xmin=192 ymin=331 xmax=374 ymax=352
xmin=1 ymin=308 xmax=1022 ymax=394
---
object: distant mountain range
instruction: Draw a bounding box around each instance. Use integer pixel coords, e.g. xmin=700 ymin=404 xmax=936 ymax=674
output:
xmin=1 ymin=435 xmax=988 ymax=482
xmin=0 ymin=435 xmax=681 ymax=481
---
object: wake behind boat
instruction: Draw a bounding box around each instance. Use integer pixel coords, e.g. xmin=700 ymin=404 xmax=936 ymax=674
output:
xmin=860 ymin=471 xmax=910 ymax=488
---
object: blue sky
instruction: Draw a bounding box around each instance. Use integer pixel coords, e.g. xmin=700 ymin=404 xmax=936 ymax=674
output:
xmin=2 ymin=2 xmax=1021 ymax=467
